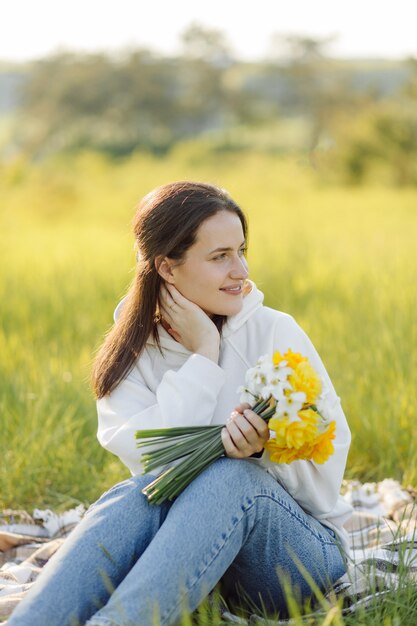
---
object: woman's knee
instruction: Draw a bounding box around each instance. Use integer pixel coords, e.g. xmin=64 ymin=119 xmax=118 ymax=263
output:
xmin=186 ymin=457 xmax=269 ymax=500
xmin=86 ymin=474 xmax=156 ymax=517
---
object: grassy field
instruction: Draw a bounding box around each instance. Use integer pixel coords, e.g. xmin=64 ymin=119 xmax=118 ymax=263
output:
xmin=1 ymin=146 xmax=416 ymax=624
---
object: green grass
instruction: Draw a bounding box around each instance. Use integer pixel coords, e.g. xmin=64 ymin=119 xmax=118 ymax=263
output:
xmin=1 ymin=146 xmax=416 ymax=624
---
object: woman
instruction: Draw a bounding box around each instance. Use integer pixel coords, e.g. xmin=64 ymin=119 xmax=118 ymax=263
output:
xmin=9 ymin=181 xmax=353 ymax=626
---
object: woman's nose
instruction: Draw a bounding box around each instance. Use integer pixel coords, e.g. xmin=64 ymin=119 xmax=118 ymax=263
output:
xmin=230 ymin=254 xmax=249 ymax=279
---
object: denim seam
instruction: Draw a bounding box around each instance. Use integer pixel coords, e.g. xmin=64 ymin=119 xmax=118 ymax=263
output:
xmin=161 ymin=491 xmax=334 ymax=625
xmin=85 ymin=479 xmax=136 ymax=516
xmin=254 ymin=493 xmax=342 ymax=588
xmin=86 ymin=617 xmax=122 ymax=626
xmin=160 ymin=500 xmax=257 ymax=626
xmin=253 ymin=492 xmax=336 ymax=545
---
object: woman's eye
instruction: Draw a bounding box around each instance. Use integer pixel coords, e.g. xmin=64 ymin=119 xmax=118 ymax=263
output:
xmin=213 ymin=248 xmax=247 ymax=261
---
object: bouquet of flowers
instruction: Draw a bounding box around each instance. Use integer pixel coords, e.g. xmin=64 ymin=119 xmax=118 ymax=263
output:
xmin=135 ymin=349 xmax=336 ymax=505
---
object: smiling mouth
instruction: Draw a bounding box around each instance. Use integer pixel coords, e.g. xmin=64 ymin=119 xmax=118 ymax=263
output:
xmin=220 ymin=285 xmax=242 ymax=294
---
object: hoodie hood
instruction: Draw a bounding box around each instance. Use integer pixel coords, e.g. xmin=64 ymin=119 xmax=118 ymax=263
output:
xmin=113 ymin=279 xmax=264 ymax=355
xmin=221 ymin=279 xmax=264 ymax=338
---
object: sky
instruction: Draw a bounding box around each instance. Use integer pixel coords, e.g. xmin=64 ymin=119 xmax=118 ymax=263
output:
xmin=1 ymin=0 xmax=416 ymax=62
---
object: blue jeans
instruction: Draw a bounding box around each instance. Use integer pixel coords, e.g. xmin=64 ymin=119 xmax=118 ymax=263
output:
xmin=8 ymin=457 xmax=347 ymax=626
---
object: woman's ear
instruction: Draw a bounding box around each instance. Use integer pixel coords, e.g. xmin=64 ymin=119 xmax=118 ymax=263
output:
xmin=154 ymin=256 xmax=175 ymax=284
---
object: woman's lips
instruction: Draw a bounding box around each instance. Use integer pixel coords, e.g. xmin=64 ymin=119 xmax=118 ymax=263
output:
xmin=220 ymin=286 xmax=242 ymax=295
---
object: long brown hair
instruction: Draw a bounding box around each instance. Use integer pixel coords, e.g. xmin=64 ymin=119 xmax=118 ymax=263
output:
xmin=92 ymin=181 xmax=248 ymax=398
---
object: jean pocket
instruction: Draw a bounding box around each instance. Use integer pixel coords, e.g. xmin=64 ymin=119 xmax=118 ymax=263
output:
xmin=325 ymin=540 xmax=348 ymax=582
xmin=318 ymin=523 xmax=338 ymax=541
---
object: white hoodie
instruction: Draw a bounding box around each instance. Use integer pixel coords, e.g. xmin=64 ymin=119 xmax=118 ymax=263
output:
xmin=97 ymin=280 xmax=353 ymax=555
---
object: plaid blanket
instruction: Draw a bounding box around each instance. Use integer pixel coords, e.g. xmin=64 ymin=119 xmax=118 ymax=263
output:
xmin=1 ymin=479 xmax=416 ymax=624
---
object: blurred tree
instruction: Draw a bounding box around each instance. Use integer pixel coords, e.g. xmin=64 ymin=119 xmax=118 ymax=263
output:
xmin=373 ymin=104 xmax=417 ymax=185
xmin=403 ymin=56 xmax=417 ymax=99
xmin=266 ymin=34 xmax=360 ymax=164
xmin=15 ymin=51 xmax=185 ymax=157
xmin=5 ymin=33 xmax=414 ymax=165
xmin=176 ymin=23 xmax=236 ymax=134
xmin=325 ymin=98 xmax=417 ymax=186
xmin=14 ymin=27 xmax=239 ymax=158
xmin=180 ymin=22 xmax=234 ymax=68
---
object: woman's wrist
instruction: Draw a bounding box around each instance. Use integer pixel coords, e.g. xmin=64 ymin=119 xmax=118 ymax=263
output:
xmin=195 ymin=344 xmax=220 ymax=363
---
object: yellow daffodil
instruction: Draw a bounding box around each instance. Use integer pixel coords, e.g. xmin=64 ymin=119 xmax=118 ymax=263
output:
xmin=265 ymin=439 xmax=304 ymax=464
xmin=136 ymin=349 xmax=336 ymax=505
xmin=272 ymin=351 xmax=284 ymax=366
xmin=288 ymin=361 xmax=322 ymax=404
xmin=269 ymin=408 xmax=319 ymax=449
xmin=283 ymin=349 xmax=308 ymax=370
xmin=268 ymin=417 xmax=289 ymax=447
xmin=287 ymin=410 xmax=320 ymax=447
xmin=298 ymin=407 xmax=320 ymax=429
xmin=243 ymin=349 xmax=335 ymax=467
xmin=311 ymin=421 xmax=336 ymax=464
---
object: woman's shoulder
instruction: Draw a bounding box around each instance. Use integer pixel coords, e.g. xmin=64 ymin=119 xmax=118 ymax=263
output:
xmin=230 ymin=303 xmax=305 ymax=347
xmin=252 ymin=303 xmax=298 ymax=328
xmin=248 ymin=304 xmax=317 ymax=350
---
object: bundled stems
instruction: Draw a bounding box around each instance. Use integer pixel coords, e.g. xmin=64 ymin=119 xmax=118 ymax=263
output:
xmin=135 ymin=398 xmax=275 ymax=505
xmin=135 ymin=393 xmax=325 ymax=505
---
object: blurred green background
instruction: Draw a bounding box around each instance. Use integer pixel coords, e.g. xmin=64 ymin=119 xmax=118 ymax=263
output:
xmin=1 ymin=27 xmax=416 ymax=510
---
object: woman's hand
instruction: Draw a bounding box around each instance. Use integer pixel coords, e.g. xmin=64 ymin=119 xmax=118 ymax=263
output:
xmin=158 ymin=283 xmax=220 ymax=362
xmin=221 ymin=403 xmax=270 ymax=459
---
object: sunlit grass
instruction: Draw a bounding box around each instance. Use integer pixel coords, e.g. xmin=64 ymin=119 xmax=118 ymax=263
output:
xmin=1 ymin=146 xmax=416 ymax=623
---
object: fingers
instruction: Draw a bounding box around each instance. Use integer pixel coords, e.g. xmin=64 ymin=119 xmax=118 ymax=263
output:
xmin=230 ymin=407 xmax=269 ymax=441
xmin=233 ymin=402 xmax=252 ymax=414
xmin=241 ymin=409 xmax=270 ymax=442
xmin=161 ymin=283 xmax=188 ymax=311
xmin=224 ymin=412 xmax=265 ymax=455
xmin=159 ymin=283 xmax=175 ymax=309
xmin=158 ymin=301 xmax=173 ymax=327
xmin=159 ymin=284 xmax=178 ymax=324
xmin=158 ymin=282 xmax=219 ymax=354
xmin=164 ymin=284 xmax=190 ymax=308
xmin=221 ymin=428 xmax=243 ymax=458
xmin=159 ymin=283 xmax=190 ymax=322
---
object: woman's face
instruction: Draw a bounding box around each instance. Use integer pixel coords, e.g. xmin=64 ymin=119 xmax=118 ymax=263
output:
xmin=164 ymin=210 xmax=249 ymax=318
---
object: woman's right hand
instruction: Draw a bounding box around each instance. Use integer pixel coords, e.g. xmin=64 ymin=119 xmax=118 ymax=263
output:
xmin=221 ymin=403 xmax=270 ymax=458
xmin=158 ymin=283 xmax=220 ymax=362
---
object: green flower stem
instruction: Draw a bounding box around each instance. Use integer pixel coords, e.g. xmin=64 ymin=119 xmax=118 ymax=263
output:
xmin=141 ymin=428 xmax=223 ymax=472
xmin=136 ymin=425 xmax=220 ymax=438
xmin=136 ymin=393 xmax=280 ymax=505
xmin=259 ymin=407 xmax=276 ymax=420
xmin=252 ymin=397 xmax=269 ymax=412
xmin=150 ymin=446 xmax=224 ymax=504
xmin=143 ymin=431 xmax=224 ymax=504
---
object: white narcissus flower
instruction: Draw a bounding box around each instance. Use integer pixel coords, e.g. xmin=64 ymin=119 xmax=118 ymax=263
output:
xmin=256 ymin=354 xmax=272 ymax=367
xmin=253 ymin=370 xmax=268 ymax=388
xmin=244 ymin=367 xmax=257 ymax=383
xmin=245 ymin=359 xmax=275 ymax=396
xmin=244 ymin=369 xmax=262 ymax=396
xmin=243 ymin=369 xmax=261 ymax=394
xmin=316 ymin=389 xmax=340 ymax=429
xmin=242 ymin=354 xmax=297 ymax=403
xmin=260 ymin=380 xmax=292 ymax=401
xmin=275 ymin=391 xmax=307 ymax=421
xmin=237 ymin=385 xmax=257 ymax=405
xmin=273 ymin=364 xmax=293 ymax=381
xmin=255 ymin=355 xmax=276 ymax=378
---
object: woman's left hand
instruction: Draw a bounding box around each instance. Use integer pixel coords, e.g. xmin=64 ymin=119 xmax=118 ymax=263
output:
xmin=221 ymin=403 xmax=270 ymax=459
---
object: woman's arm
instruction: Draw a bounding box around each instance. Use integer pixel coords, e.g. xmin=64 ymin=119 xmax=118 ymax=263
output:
xmin=259 ymin=316 xmax=351 ymax=517
xmin=97 ymin=353 xmax=226 ymax=475
xmin=98 ymin=283 xmax=226 ymax=474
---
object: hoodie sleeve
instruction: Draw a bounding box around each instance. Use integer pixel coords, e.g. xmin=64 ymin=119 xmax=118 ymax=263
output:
xmin=257 ymin=316 xmax=351 ymax=519
xmin=97 ymin=353 xmax=226 ymax=475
